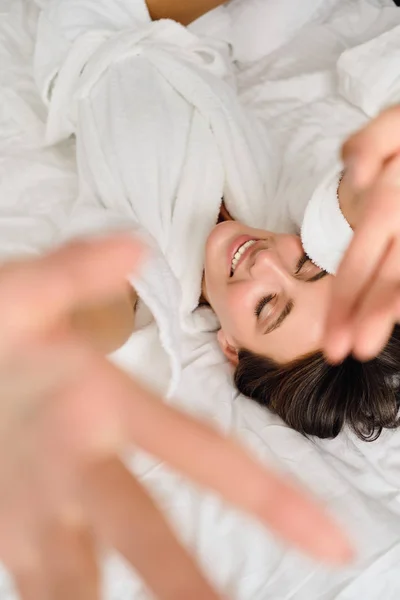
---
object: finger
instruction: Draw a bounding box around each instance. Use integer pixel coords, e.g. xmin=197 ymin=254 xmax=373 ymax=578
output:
xmin=40 ymin=513 xmax=99 ymax=600
xmin=325 ymin=184 xmax=400 ymax=361
xmin=82 ymin=458 xmax=221 ymax=600
xmin=351 ymin=239 xmax=400 ymax=360
xmin=13 ymin=568 xmax=49 ymax=600
xmin=325 ymin=154 xmax=400 ymax=360
xmin=342 ymin=105 xmax=400 ymax=190
xmin=353 ymin=296 xmax=397 ymax=361
xmin=324 ymin=203 xmax=389 ymax=361
xmin=0 ymin=235 xmax=145 ymax=348
xmin=67 ymin=357 xmax=353 ymax=564
xmin=0 ymin=335 xmax=90 ymax=429
xmin=6 ymin=546 xmax=49 ymax=600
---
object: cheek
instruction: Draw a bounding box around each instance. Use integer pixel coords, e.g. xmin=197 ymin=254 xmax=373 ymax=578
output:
xmin=310 ymin=281 xmax=332 ymax=327
xmin=275 ymin=234 xmax=302 ymax=266
xmin=272 ymin=287 xmax=331 ymax=361
xmin=255 ymin=311 xmax=324 ymax=364
xmin=217 ymin=286 xmax=254 ymax=338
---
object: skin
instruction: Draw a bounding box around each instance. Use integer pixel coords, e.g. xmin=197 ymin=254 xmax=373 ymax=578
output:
xmin=70 ymin=286 xmax=138 ymax=355
xmin=202 ymin=221 xmax=333 ymax=365
xmin=325 ymin=115 xmax=400 ymax=362
xmin=148 ymin=0 xmax=226 ymax=25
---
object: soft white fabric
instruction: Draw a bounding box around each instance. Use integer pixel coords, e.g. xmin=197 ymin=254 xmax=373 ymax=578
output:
xmin=33 ymin=0 xmax=287 ymax=395
xmin=301 ymin=168 xmax=353 ymax=274
xmin=301 ymin=21 xmax=400 ymax=272
xmin=233 ymin=1 xmax=400 ymax=274
xmin=3 ymin=1 xmax=400 ymax=600
xmin=27 ymin=0 xmax=400 ymax=396
xmin=226 ymin=0 xmax=329 ymax=63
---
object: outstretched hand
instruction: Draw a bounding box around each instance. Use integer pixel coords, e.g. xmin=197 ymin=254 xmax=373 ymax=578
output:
xmin=0 ymin=236 xmax=351 ymax=600
xmin=324 ymin=106 xmax=400 ymax=362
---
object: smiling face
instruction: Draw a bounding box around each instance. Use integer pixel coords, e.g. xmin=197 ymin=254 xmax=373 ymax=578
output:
xmin=203 ymin=221 xmax=333 ymax=365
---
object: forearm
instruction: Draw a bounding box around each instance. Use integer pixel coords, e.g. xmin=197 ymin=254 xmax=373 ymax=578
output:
xmin=146 ymin=0 xmax=227 ymax=25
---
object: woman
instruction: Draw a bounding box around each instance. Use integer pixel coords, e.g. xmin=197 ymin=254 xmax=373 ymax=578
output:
xmin=73 ymin=180 xmax=400 ymax=444
xmin=37 ymin=0 xmax=400 ymax=444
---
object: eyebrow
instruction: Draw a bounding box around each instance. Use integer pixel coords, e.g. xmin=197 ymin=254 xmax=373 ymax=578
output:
xmin=308 ymin=270 xmax=328 ymax=282
xmin=262 ymin=270 xmax=328 ymax=335
xmin=295 ymin=253 xmax=308 ymax=273
xmin=263 ymin=299 xmax=294 ymax=335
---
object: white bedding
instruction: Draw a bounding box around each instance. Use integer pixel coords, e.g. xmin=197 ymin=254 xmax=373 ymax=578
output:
xmin=2 ymin=1 xmax=400 ymax=599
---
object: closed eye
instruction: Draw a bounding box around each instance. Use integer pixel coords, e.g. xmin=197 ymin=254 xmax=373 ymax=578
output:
xmin=254 ymin=293 xmax=276 ymax=318
xmin=295 ymin=253 xmax=308 ymax=274
xmin=254 ymin=252 xmax=328 ymax=336
xmin=296 ymin=252 xmax=328 ymax=282
xmin=263 ymin=299 xmax=294 ymax=335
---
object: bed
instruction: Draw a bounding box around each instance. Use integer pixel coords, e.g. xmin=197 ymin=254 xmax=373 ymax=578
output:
xmin=2 ymin=1 xmax=400 ymax=598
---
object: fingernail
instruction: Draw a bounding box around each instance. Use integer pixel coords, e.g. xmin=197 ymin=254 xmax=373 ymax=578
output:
xmin=324 ymin=336 xmax=349 ymax=364
xmin=327 ymin=355 xmax=345 ymax=366
xmin=279 ymin=495 xmax=354 ymax=565
xmin=309 ymin=518 xmax=355 ymax=566
xmin=324 ymin=349 xmax=345 ymax=365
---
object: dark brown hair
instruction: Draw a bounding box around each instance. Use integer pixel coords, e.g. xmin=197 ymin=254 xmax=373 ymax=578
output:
xmin=234 ymin=325 xmax=400 ymax=441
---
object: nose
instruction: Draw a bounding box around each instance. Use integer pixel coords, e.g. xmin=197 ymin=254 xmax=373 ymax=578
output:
xmin=274 ymin=233 xmax=303 ymax=261
xmin=249 ymin=246 xmax=294 ymax=285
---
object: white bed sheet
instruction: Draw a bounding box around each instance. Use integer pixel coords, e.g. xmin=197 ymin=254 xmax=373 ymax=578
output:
xmin=2 ymin=1 xmax=400 ymax=599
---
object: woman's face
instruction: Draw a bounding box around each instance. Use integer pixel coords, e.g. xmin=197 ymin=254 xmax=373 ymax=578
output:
xmin=203 ymin=221 xmax=333 ymax=364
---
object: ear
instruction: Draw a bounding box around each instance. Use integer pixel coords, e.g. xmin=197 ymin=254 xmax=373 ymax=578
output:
xmin=217 ymin=329 xmax=239 ymax=366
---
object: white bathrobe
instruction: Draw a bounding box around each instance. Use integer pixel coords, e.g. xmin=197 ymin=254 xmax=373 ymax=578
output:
xmin=34 ymin=0 xmax=400 ymax=395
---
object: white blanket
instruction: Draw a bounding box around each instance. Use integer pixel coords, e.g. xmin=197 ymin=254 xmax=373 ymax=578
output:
xmin=2 ymin=1 xmax=400 ymax=599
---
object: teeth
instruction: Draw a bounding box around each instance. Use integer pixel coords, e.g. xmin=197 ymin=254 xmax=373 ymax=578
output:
xmin=231 ymin=239 xmax=257 ymax=274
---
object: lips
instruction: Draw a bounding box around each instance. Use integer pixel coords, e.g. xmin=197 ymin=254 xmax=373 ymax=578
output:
xmin=228 ymin=235 xmax=259 ymax=276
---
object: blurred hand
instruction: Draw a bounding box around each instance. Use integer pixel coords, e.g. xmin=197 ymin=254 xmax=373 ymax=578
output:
xmin=342 ymin=105 xmax=400 ymax=192
xmin=0 ymin=236 xmax=351 ymax=600
xmin=324 ymin=105 xmax=400 ymax=362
